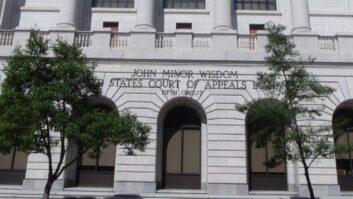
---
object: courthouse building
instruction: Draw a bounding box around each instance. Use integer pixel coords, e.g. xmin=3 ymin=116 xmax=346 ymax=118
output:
xmin=1 ymin=0 xmax=353 ymax=198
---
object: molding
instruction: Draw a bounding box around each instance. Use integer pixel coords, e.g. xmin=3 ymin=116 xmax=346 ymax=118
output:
xmin=20 ymin=6 xmax=59 ymax=12
xmin=233 ymin=10 xmax=282 ymax=16
xmin=91 ymin=7 xmax=136 ymax=14
xmin=309 ymin=12 xmax=353 ymax=17
xmin=163 ymin=9 xmax=210 ymax=15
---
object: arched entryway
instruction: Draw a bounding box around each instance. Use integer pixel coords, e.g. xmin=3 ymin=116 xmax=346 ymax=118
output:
xmin=333 ymin=99 xmax=353 ymax=191
xmin=246 ymin=99 xmax=288 ymax=191
xmin=65 ymin=96 xmax=117 ymax=188
xmin=76 ymin=96 xmax=117 ymax=187
xmin=156 ymin=97 xmax=207 ymax=190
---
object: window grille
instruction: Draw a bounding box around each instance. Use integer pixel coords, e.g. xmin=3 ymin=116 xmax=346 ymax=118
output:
xmin=164 ymin=0 xmax=206 ymax=9
xmin=235 ymin=0 xmax=276 ymax=10
xmin=92 ymin=0 xmax=134 ymax=8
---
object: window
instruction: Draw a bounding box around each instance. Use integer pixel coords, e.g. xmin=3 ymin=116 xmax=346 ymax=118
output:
xmin=176 ymin=23 xmax=192 ymax=30
xmin=249 ymin=24 xmax=265 ymax=50
xmin=164 ymin=0 xmax=205 ymax=9
xmin=92 ymin=0 xmax=134 ymax=8
xmin=103 ymin=22 xmax=119 ymax=32
xmin=246 ymin=99 xmax=288 ymax=191
xmin=0 ymin=147 xmax=27 ymax=185
xmin=250 ymin=24 xmax=265 ymax=34
xmin=235 ymin=0 xmax=276 ymax=10
xmin=75 ymin=97 xmax=117 ymax=187
xmin=335 ymin=130 xmax=353 ymax=192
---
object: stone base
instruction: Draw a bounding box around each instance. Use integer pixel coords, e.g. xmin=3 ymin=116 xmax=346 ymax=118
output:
xmin=115 ymin=182 xmax=156 ymax=194
xmin=22 ymin=179 xmax=64 ymax=191
xmin=288 ymin=183 xmax=299 ymax=192
xmin=299 ymin=184 xmax=340 ymax=197
xmin=207 ymin=183 xmax=248 ymax=195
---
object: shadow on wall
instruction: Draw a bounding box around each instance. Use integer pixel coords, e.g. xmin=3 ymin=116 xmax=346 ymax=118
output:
xmin=64 ymin=194 xmax=143 ymax=199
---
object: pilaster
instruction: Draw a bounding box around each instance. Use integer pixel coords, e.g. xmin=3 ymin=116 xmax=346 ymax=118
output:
xmin=213 ymin=0 xmax=233 ymax=32
xmin=290 ymin=0 xmax=311 ymax=33
xmin=135 ymin=0 xmax=156 ymax=31
xmin=56 ymin=0 xmax=79 ymax=30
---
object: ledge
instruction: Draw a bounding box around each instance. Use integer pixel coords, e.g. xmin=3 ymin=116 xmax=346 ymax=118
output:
xmin=163 ymin=9 xmax=210 ymax=15
xmin=91 ymin=7 xmax=136 ymax=13
xmin=234 ymin=10 xmax=282 ymax=16
xmin=20 ymin=6 xmax=60 ymax=12
xmin=64 ymin=187 xmax=114 ymax=192
xmin=310 ymin=12 xmax=353 ymax=17
xmin=249 ymin=190 xmax=298 ymax=195
xmin=341 ymin=191 xmax=353 ymax=196
xmin=0 ymin=185 xmax=22 ymax=190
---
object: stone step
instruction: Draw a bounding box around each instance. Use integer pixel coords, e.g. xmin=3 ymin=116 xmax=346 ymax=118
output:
xmin=0 ymin=190 xmax=352 ymax=199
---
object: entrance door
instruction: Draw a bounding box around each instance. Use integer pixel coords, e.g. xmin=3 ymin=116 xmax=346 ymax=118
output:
xmin=164 ymin=126 xmax=201 ymax=189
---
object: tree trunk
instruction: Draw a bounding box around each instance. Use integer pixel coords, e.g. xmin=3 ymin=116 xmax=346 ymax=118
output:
xmin=42 ymin=179 xmax=53 ymax=199
xmin=302 ymin=158 xmax=315 ymax=199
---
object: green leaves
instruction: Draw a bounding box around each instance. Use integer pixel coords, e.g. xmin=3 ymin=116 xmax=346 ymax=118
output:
xmin=0 ymin=29 xmax=151 ymax=199
xmin=0 ymin=29 xmax=150 ymax=159
xmin=237 ymin=23 xmax=336 ymax=174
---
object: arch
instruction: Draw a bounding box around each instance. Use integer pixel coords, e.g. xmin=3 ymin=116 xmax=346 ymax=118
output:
xmin=65 ymin=96 xmax=118 ymax=188
xmin=333 ymin=99 xmax=353 ymax=191
xmin=245 ymin=98 xmax=288 ymax=191
xmin=156 ymin=97 xmax=207 ymax=190
xmin=88 ymin=95 xmax=118 ymax=112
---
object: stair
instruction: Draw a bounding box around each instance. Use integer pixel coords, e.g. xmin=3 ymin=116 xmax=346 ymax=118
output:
xmin=0 ymin=187 xmax=352 ymax=199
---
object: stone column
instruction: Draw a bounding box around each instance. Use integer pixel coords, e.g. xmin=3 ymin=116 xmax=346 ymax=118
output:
xmin=212 ymin=0 xmax=236 ymax=51
xmin=213 ymin=0 xmax=233 ymax=31
xmin=56 ymin=0 xmax=79 ymax=29
xmin=135 ymin=0 xmax=155 ymax=30
xmin=290 ymin=0 xmax=311 ymax=32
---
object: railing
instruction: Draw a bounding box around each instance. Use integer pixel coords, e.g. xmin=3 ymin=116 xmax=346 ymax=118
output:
xmin=0 ymin=31 xmax=13 ymax=46
xmin=74 ymin=32 xmax=92 ymax=47
xmin=111 ymin=33 xmax=129 ymax=48
xmin=0 ymin=29 xmax=348 ymax=55
xmin=155 ymin=33 xmax=175 ymax=49
xmin=238 ymin=35 xmax=256 ymax=50
xmin=319 ymin=36 xmax=336 ymax=52
xmin=192 ymin=34 xmax=212 ymax=49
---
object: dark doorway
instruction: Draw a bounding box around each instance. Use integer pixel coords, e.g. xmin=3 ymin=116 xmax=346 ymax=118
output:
xmin=76 ymin=143 xmax=115 ymax=187
xmin=75 ymin=97 xmax=117 ymax=187
xmin=246 ymin=99 xmax=288 ymax=191
xmin=0 ymin=146 xmax=27 ymax=185
xmin=333 ymin=100 xmax=353 ymax=191
xmin=162 ymin=106 xmax=201 ymax=189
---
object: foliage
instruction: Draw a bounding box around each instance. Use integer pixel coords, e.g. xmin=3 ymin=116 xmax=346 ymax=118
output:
xmin=0 ymin=30 xmax=150 ymax=199
xmin=236 ymin=23 xmax=335 ymax=199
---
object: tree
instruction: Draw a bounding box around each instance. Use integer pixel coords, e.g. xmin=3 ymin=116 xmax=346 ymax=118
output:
xmin=0 ymin=31 xmax=150 ymax=199
xmin=236 ymin=23 xmax=335 ymax=199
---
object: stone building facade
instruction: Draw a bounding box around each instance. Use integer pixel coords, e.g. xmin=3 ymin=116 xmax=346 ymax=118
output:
xmin=0 ymin=0 xmax=353 ymax=198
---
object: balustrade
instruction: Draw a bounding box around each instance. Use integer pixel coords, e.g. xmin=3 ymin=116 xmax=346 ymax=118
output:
xmin=238 ymin=35 xmax=256 ymax=50
xmin=111 ymin=33 xmax=130 ymax=48
xmin=0 ymin=31 xmax=14 ymax=46
xmin=155 ymin=33 xmax=175 ymax=49
xmin=0 ymin=29 xmax=349 ymax=55
xmin=319 ymin=36 xmax=336 ymax=52
xmin=192 ymin=34 xmax=212 ymax=49
xmin=74 ymin=32 xmax=92 ymax=48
